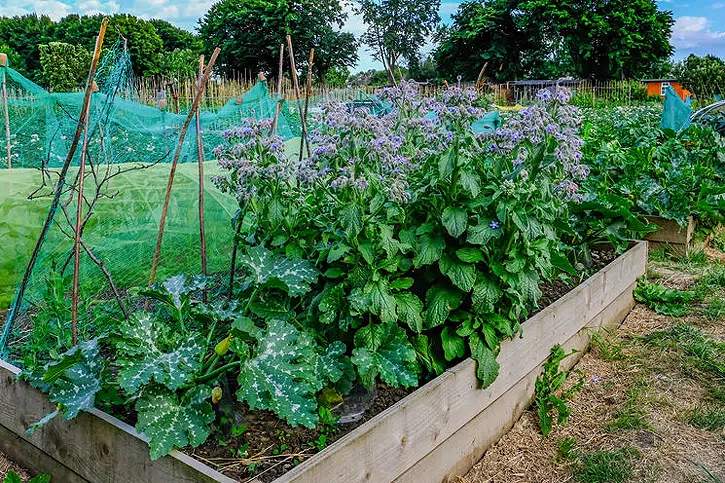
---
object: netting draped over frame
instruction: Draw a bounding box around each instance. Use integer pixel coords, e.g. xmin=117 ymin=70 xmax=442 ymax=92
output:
xmin=0 ymin=39 xmax=393 ymax=359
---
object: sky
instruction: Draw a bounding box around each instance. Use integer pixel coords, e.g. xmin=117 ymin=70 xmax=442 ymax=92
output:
xmin=0 ymin=0 xmax=724 ymax=73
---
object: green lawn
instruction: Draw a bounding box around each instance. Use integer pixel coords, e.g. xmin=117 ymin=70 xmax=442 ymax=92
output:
xmin=0 ymin=161 xmax=239 ymax=309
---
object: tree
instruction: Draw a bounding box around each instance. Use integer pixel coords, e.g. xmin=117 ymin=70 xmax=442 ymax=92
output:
xmin=39 ymin=42 xmax=92 ymax=91
xmin=162 ymin=48 xmax=203 ymax=79
xmin=324 ymin=65 xmax=350 ymax=87
xmin=149 ymin=19 xmax=203 ymax=54
xmin=0 ymin=14 xmax=55 ymax=82
xmin=55 ymin=14 xmax=165 ymax=77
xmin=436 ymin=0 xmax=674 ymax=81
xmin=674 ymin=55 xmax=725 ymax=100
xmin=199 ymin=0 xmax=357 ymax=80
xmin=356 ymin=0 xmax=440 ymax=82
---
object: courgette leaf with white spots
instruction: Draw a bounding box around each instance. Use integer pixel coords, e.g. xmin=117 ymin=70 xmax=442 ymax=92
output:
xmin=234 ymin=319 xmax=321 ymax=428
xmin=239 ymin=245 xmax=318 ymax=297
xmin=22 ymin=337 xmax=104 ymax=433
xmin=135 ymin=384 xmax=215 ymax=460
xmin=115 ymin=313 xmax=203 ymax=393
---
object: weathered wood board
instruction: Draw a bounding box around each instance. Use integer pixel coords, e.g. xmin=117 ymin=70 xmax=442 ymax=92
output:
xmin=645 ymin=216 xmax=695 ymax=246
xmin=0 ymin=242 xmax=646 ymax=483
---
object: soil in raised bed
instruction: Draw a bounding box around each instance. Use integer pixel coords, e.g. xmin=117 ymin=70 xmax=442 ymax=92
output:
xmin=185 ymin=247 xmax=620 ymax=483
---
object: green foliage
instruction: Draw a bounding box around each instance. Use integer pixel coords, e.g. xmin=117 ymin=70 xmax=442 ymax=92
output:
xmin=38 ymin=42 xmax=91 ymax=92
xmin=574 ymin=447 xmax=638 ymax=483
xmin=535 ymin=345 xmax=584 ymax=436
xmin=3 ymin=471 xmax=51 ymax=483
xmin=580 ymin=106 xmax=725 ymax=227
xmin=199 ymin=0 xmax=358 ymax=80
xmin=674 ymin=54 xmax=725 ymax=101
xmin=238 ymin=245 xmax=318 ymax=297
xmin=135 ymin=384 xmax=216 ymax=460
xmin=356 ymin=0 xmax=440 ymax=78
xmin=634 ymin=280 xmax=695 ymax=316
xmin=642 ymin=324 xmax=725 ymax=381
xmin=436 ymin=0 xmax=674 ymax=81
xmin=606 ymin=379 xmax=651 ymax=431
xmin=161 ymin=48 xmax=202 ymax=79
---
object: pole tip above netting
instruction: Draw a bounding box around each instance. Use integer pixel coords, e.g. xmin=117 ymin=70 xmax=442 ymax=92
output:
xmin=0 ymin=53 xmax=7 ymax=67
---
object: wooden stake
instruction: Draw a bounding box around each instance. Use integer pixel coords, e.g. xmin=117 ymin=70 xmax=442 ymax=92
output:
xmin=286 ymin=35 xmax=309 ymax=149
xmin=196 ymin=55 xmax=208 ymax=302
xmin=299 ymin=48 xmax=314 ymax=162
xmin=271 ymin=44 xmax=284 ymax=135
xmin=2 ymin=66 xmax=10 ymax=169
xmin=146 ymin=48 xmax=220 ymax=305
xmin=1 ymin=18 xmax=108 ymax=349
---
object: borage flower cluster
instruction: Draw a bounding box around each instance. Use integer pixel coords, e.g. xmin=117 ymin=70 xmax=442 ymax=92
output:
xmin=211 ymin=118 xmax=292 ymax=202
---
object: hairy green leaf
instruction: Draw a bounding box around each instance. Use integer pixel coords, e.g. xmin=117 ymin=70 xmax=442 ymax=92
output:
xmin=239 ymin=245 xmax=318 ymax=296
xmin=414 ymin=233 xmax=445 ymax=268
xmin=439 ymin=254 xmax=477 ymax=291
xmin=352 ymin=323 xmax=418 ymax=388
xmin=395 ymin=292 xmax=424 ymax=332
xmin=470 ymin=334 xmax=500 ymax=387
xmin=441 ymin=326 xmax=465 ymax=361
xmin=236 ymin=320 xmax=320 ymax=428
xmin=424 ymin=285 xmax=463 ymax=329
xmin=135 ymin=385 xmax=215 ymax=460
xmin=467 ymin=220 xmax=502 ymax=246
xmin=116 ymin=314 xmax=202 ymax=393
xmin=442 ymin=206 xmax=468 ymax=238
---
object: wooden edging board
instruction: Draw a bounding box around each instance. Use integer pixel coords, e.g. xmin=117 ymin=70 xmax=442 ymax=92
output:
xmin=645 ymin=215 xmax=695 ymax=246
xmin=0 ymin=241 xmax=647 ymax=483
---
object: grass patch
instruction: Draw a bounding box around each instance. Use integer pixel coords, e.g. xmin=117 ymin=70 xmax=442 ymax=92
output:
xmin=574 ymin=446 xmax=638 ymax=483
xmin=591 ymin=330 xmax=626 ymax=361
xmin=642 ymin=324 xmax=725 ymax=381
xmin=702 ymin=297 xmax=725 ymax=321
xmin=606 ymin=379 xmax=651 ymax=431
xmin=688 ymin=406 xmax=725 ymax=431
xmin=556 ymin=436 xmax=577 ymax=462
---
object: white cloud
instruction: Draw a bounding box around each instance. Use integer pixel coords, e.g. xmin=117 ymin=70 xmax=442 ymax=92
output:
xmin=0 ymin=0 xmax=73 ymax=20
xmin=714 ymin=2 xmax=725 ymax=8
xmin=672 ymin=16 xmax=725 ymax=53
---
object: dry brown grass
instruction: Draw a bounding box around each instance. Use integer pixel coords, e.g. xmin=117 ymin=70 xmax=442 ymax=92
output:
xmin=462 ymin=251 xmax=725 ymax=483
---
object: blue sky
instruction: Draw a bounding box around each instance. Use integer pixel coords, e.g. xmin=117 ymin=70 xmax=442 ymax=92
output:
xmin=1 ymin=0 xmax=724 ymax=72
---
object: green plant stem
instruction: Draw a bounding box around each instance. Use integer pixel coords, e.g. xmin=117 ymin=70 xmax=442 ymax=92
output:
xmin=203 ymin=353 xmax=220 ymax=374
xmin=197 ymin=360 xmax=242 ymax=384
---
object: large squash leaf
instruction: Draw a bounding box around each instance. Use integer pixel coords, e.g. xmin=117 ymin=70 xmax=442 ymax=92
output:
xmin=115 ymin=314 xmax=203 ymax=393
xmin=135 ymin=384 xmax=215 ymax=460
xmin=22 ymin=337 xmax=104 ymax=433
xmin=239 ymin=245 xmax=318 ymax=296
xmin=235 ymin=319 xmax=320 ymax=428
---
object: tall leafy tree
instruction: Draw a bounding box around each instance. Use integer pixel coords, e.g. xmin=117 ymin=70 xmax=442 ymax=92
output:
xmin=55 ymin=14 xmax=165 ymax=77
xmin=149 ymin=19 xmax=203 ymax=54
xmin=39 ymin=42 xmax=92 ymax=91
xmin=436 ymin=0 xmax=674 ymax=81
xmin=356 ymin=0 xmax=440 ymax=82
xmin=674 ymin=55 xmax=725 ymax=99
xmin=0 ymin=14 xmax=55 ymax=82
xmin=199 ymin=0 xmax=357 ymax=80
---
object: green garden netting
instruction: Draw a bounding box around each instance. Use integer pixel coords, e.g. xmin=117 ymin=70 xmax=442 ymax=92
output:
xmin=0 ymin=39 xmax=395 ymax=359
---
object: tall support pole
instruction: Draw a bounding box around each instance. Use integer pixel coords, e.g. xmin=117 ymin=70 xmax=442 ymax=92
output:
xmin=299 ymin=49 xmax=314 ymax=162
xmin=0 ymin=18 xmax=108 ymax=351
xmin=286 ymin=36 xmax=309 ymax=153
xmin=271 ymin=44 xmax=284 ymax=135
xmin=1 ymin=57 xmax=10 ymax=169
xmin=71 ymin=97 xmax=93 ymax=345
xmin=195 ymin=54 xmax=208 ymax=302
xmin=146 ymin=48 xmax=220 ymax=307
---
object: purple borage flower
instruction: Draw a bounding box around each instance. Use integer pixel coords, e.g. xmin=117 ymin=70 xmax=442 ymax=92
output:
xmin=490 ymin=221 xmax=500 ymax=229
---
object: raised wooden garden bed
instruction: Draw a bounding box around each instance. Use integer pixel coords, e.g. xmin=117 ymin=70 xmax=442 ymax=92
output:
xmin=0 ymin=241 xmax=647 ymax=483
xmin=644 ymin=215 xmax=695 ymax=248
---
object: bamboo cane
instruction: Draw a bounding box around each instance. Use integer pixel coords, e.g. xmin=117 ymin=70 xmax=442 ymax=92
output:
xmin=196 ymin=55 xmax=208 ymax=302
xmin=146 ymin=48 xmax=220 ymax=306
xmin=286 ymin=35 xmax=308 ymax=149
xmin=299 ymin=48 xmax=314 ymax=162
xmin=271 ymin=44 xmax=284 ymax=135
